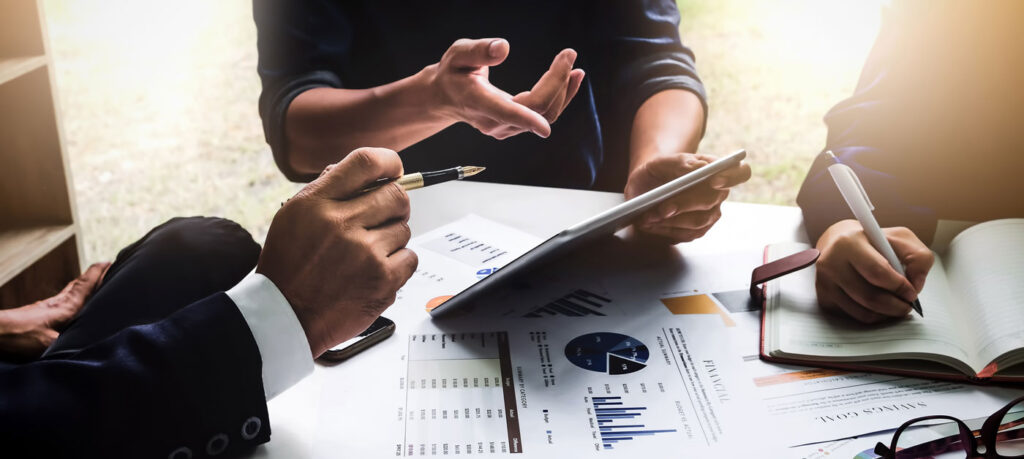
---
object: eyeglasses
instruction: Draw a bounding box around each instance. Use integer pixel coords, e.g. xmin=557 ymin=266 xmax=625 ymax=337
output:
xmin=875 ymin=394 xmax=1024 ymax=458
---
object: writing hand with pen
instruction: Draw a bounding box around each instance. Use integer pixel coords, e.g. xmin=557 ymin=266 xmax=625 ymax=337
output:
xmin=815 ymin=152 xmax=931 ymax=324
xmin=260 ymin=148 xmax=418 ymax=357
xmin=815 ymin=220 xmax=934 ymax=324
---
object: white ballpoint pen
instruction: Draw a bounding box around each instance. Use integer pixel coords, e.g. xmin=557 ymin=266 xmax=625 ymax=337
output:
xmin=825 ymin=151 xmax=923 ymax=317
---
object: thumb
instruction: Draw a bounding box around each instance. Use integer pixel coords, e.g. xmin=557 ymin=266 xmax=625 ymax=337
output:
xmin=446 ymin=38 xmax=509 ymax=68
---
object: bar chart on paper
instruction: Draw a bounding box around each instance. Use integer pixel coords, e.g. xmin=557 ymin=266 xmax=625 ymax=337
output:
xmin=587 ymin=395 xmax=677 ymax=451
xmin=400 ymin=332 xmax=523 ymax=456
xmin=523 ymin=289 xmax=613 ymax=317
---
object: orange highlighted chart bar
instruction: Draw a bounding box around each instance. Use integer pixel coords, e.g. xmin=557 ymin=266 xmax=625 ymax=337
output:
xmin=659 ymin=294 xmax=736 ymax=327
xmin=752 ymin=368 xmax=850 ymax=387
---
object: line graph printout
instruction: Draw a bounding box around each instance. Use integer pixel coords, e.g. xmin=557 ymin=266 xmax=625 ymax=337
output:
xmin=313 ymin=315 xmax=785 ymax=457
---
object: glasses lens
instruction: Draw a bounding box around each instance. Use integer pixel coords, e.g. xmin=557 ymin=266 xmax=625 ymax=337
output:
xmin=996 ymin=408 xmax=1024 ymax=457
xmin=893 ymin=420 xmax=970 ymax=459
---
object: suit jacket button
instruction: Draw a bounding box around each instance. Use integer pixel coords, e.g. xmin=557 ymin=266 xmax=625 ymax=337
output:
xmin=206 ymin=434 xmax=229 ymax=456
xmin=241 ymin=416 xmax=262 ymax=440
xmin=168 ymin=446 xmax=192 ymax=459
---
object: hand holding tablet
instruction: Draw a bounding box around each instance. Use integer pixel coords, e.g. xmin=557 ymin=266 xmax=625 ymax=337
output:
xmin=430 ymin=149 xmax=748 ymax=317
xmin=625 ymin=151 xmax=753 ymax=243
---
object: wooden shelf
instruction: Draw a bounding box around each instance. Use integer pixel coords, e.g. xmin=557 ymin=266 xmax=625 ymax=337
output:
xmin=0 ymin=224 xmax=75 ymax=286
xmin=0 ymin=0 xmax=82 ymax=306
xmin=0 ymin=55 xmax=45 ymax=86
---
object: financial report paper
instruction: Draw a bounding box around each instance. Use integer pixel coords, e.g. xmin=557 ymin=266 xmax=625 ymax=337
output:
xmin=311 ymin=215 xmax=1022 ymax=456
xmin=312 ymin=215 xmax=782 ymax=456
xmin=313 ymin=315 xmax=781 ymax=457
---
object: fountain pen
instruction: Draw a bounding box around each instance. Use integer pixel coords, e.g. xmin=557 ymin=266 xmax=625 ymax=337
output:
xmin=362 ymin=166 xmax=486 ymax=193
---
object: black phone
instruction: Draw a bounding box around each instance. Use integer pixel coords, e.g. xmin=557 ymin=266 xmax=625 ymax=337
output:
xmin=317 ymin=316 xmax=396 ymax=364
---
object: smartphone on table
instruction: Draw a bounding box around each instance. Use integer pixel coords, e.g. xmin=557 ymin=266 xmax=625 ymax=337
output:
xmin=317 ymin=316 xmax=395 ymax=363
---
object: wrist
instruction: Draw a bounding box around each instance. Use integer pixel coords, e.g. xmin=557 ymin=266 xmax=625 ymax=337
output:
xmin=627 ymin=148 xmax=663 ymax=176
xmin=295 ymin=310 xmax=325 ymax=357
xmin=628 ymin=90 xmax=705 ymax=174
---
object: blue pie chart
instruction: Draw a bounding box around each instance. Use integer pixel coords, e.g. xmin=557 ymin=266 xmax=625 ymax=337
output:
xmin=564 ymin=332 xmax=649 ymax=375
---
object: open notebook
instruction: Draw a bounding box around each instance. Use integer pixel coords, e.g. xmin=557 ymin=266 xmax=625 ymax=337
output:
xmin=761 ymin=219 xmax=1024 ymax=383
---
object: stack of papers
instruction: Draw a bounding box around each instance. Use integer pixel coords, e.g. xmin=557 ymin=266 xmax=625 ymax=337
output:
xmin=311 ymin=215 xmax=1024 ymax=458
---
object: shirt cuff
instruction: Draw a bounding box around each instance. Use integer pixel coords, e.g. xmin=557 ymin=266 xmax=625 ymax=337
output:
xmin=226 ymin=272 xmax=314 ymax=400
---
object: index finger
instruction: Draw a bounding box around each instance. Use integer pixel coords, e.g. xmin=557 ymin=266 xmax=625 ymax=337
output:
xmin=522 ymin=49 xmax=576 ymax=113
xmin=347 ymin=182 xmax=412 ymax=229
xmin=887 ymin=229 xmax=935 ymax=292
xmin=708 ymin=162 xmax=752 ymax=190
xmin=309 ymin=148 xmax=404 ymax=200
xmin=642 ymin=154 xmax=709 ymax=184
xmin=847 ymin=245 xmax=919 ymax=304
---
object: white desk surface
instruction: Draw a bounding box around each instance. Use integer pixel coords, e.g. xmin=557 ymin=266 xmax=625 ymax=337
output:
xmin=252 ymin=181 xmax=807 ymax=458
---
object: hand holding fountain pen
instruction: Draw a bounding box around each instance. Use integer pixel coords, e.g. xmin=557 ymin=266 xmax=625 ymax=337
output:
xmin=362 ymin=165 xmax=486 ymax=193
xmin=826 ymin=151 xmax=923 ymax=317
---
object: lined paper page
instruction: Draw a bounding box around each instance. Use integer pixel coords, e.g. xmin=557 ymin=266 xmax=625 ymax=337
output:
xmin=944 ymin=219 xmax=1024 ymax=369
xmin=771 ymin=246 xmax=975 ymax=372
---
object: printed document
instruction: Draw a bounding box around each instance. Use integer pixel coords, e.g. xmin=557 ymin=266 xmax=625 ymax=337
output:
xmin=313 ymin=215 xmax=1022 ymax=454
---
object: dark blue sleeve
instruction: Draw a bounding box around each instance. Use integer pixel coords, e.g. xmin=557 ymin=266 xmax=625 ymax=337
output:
xmin=0 ymin=293 xmax=270 ymax=458
xmin=584 ymin=0 xmax=707 ymax=135
xmin=253 ymin=0 xmax=347 ymax=181
xmin=796 ymin=6 xmax=936 ymax=244
xmin=797 ymin=149 xmax=936 ymax=244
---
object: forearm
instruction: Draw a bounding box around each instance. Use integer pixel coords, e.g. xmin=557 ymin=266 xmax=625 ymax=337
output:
xmin=0 ymin=306 xmax=53 ymax=361
xmin=628 ymin=89 xmax=705 ymax=173
xmin=284 ymin=65 xmax=455 ymax=176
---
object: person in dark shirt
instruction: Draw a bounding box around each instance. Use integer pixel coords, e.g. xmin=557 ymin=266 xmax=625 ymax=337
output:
xmin=796 ymin=1 xmax=1024 ymax=323
xmin=254 ymin=0 xmax=751 ymax=244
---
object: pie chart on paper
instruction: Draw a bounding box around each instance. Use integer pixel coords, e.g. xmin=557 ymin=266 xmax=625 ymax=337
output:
xmin=564 ymin=332 xmax=649 ymax=375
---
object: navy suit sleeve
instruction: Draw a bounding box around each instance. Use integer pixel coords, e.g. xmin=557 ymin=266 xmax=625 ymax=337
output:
xmin=0 ymin=293 xmax=270 ymax=458
xmin=253 ymin=0 xmax=347 ymax=182
xmin=796 ymin=6 xmax=936 ymax=244
xmin=583 ymin=0 xmax=707 ymax=135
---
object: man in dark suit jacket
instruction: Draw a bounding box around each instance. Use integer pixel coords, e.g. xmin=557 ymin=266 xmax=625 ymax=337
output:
xmin=0 ymin=148 xmax=418 ymax=458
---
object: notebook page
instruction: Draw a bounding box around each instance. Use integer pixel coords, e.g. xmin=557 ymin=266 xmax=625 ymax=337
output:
xmin=943 ymin=219 xmax=1024 ymax=369
xmin=771 ymin=245 xmax=974 ymax=371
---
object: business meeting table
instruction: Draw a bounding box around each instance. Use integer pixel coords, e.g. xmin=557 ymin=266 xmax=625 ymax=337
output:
xmin=250 ymin=181 xmax=808 ymax=458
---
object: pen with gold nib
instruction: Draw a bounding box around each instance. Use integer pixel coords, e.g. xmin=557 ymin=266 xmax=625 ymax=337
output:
xmin=363 ymin=166 xmax=486 ymax=192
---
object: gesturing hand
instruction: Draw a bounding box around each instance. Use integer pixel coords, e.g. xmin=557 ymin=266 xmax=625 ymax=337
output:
xmin=430 ymin=38 xmax=585 ymax=140
xmin=625 ymin=152 xmax=751 ymax=243
xmin=257 ymin=147 xmax=418 ymax=357
xmin=814 ymin=220 xmax=934 ymax=324
xmin=0 ymin=262 xmax=110 ymax=361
